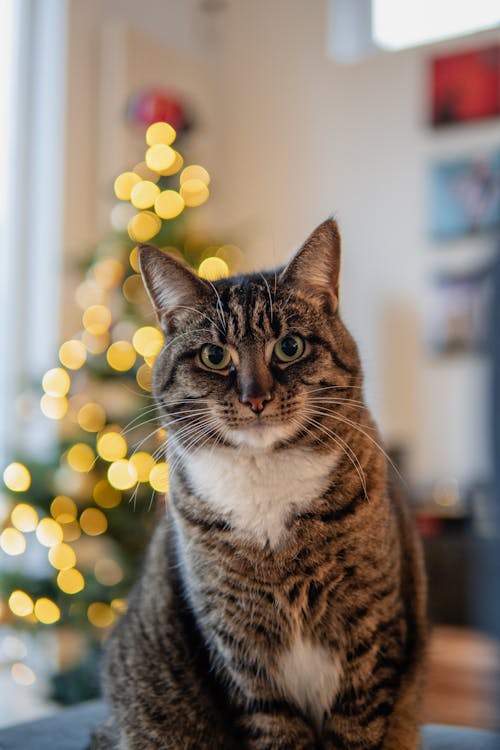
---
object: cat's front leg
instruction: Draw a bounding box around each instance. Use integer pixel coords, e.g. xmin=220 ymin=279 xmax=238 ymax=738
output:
xmin=234 ymin=705 xmax=319 ymax=750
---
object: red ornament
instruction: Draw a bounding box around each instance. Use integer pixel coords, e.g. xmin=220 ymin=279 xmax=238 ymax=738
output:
xmin=127 ymin=89 xmax=189 ymax=132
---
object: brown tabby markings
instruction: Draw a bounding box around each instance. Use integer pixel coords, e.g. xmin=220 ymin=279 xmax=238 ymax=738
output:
xmin=93 ymin=220 xmax=427 ymax=750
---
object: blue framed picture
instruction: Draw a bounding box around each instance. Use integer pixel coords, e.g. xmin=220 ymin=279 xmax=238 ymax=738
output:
xmin=430 ymin=151 xmax=500 ymax=240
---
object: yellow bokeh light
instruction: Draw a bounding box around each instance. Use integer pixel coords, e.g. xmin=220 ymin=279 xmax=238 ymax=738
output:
xmin=146 ymin=121 xmax=176 ymax=147
xmin=130 ymin=452 xmax=155 ymax=482
xmin=180 ymin=164 xmax=210 ymax=186
xmin=67 ymin=443 xmax=95 ymax=472
xmin=36 ymin=518 xmax=63 ymax=547
xmin=132 ymin=326 xmax=164 ymax=357
xmin=42 ymin=367 xmax=71 ymax=397
xmin=122 ymin=274 xmax=146 ymax=304
xmin=40 ymin=394 xmax=68 ymax=420
xmin=34 ymin=597 xmax=60 ymax=624
xmin=130 ymin=180 xmax=160 ymax=210
xmin=158 ymin=150 xmax=183 ymax=176
xmin=11 ymin=503 xmax=38 ymax=532
xmin=11 ymin=662 xmax=36 ymax=686
xmin=93 ymin=258 xmax=124 ymax=290
xmin=127 ymin=211 xmax=162 ymax=243
xmin=87 ymin=602 xmax=115 ymax=628
xmin=198 ymin=257 xmax=230 ymax=281
xmin=8 ymin=591 xmax=34 ymax=617
xmin=93 ymin=479 xmax=121 ymax=509
xmin=77 ymin=402 xmax=106 ymax=433
xmin=75 ymin=280 xmax=106 ymax=309
xmin=0 ymin=528 xmax=26 ymax=556
xmin=3 ymin=462 xmax=31 ymax=492
xmin=48 ymin=542 xmax=76 ymax=570
xmin=82 ymin=305 xmax=112 ymax=335
xmin=61 ymin=521 xmax=81 ymax=542
xmin=59 ymin=340 xmax=87 ymax=370
xmin=81 ymin=330 xmax=110 ymax=354
xmin=136 ymin=363 xmax=153 ymax=392
xmin=133 ymin=161 xmax=160 ymax=183
xmin=106 ymin=341 xmax=136 ymax=372
xmin=94 ymin=558 xmax=123 ymax=586
xmin=149 ymin=462 xmax=169 ymax=493
xmin=145 ymin=143 xmax=176 ymax=173
xmin=57 ymin=568 xmax=85 ymax=594
xmin=154 ymin=190 xmax=184 ymax=220
xmin=114 ymin=171 xmax=141 ymax=201
xmin=111 ymin=598 xmax=128 ymax=614
xmin=50 ymin=495 xmax=77 ymax=523
xmin=80 ymin=507 xmax=108 ymax=536
xmin=108 ymin=460 xmax=138 ymax=490
xmin=216 ymin=244 xmax=244 ymax=271
xmin=129 ymin=247 xmax=140 ymax=272
xmin=97 ymin=432 xmax=127 ymax=462
xmin=179 ymin=178 xmax=209 ymax=208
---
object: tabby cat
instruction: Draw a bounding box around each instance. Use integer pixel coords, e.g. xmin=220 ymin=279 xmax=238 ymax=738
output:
xmin=92 ymin=220 xmax=427 ymax=750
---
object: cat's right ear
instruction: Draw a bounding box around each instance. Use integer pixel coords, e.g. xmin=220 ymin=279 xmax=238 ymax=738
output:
xmin=139 ymin=246 xmax=210 ymax=333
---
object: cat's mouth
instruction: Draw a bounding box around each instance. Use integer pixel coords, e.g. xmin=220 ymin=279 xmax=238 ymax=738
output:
xmin=225 ymin=418 xmax=298 ymax=450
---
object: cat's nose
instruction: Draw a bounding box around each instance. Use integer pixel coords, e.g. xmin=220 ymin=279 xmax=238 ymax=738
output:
xmin=242 ymin=393 xmax=272 ymax=414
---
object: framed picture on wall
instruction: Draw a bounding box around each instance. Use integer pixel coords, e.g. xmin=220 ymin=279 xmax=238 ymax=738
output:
xmin=430 ymin=44 xmax=500 ymax=127
xmin=425 ymin=268 xmax=492 ymax=355
xmin=429 ymin=151 xmax=500 ymax=240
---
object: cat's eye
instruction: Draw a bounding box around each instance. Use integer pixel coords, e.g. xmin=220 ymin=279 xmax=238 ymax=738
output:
xmin=200 ymin=344 xmax=232 ymax=371
xmin=274 ymin=334 xmax=305 ymax=363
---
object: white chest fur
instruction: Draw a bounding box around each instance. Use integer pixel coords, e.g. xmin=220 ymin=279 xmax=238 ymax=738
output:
xmin=179 ymin=445 xmax=337 ymax=548
xmin=276 ymin=636 xmax=342 ymax=732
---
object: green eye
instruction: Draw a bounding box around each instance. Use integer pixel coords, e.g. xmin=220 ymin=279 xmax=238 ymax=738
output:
xmin=274 ymin=334 xmax=305 ymax=363
xmin=200 ymin=344 xmax=232 ymax=370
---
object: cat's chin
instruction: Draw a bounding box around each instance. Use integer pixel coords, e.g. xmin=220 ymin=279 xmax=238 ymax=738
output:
xmin=226 ymin=422 xmax=296 ymax=451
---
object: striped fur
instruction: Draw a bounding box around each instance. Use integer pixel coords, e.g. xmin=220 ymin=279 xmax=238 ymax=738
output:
xmin=93 ymin=220 xmax=427 ymax=750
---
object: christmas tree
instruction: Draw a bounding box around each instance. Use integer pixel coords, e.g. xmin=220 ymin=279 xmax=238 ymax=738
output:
xmin=0 ymin=116 xmax=242 ymax=705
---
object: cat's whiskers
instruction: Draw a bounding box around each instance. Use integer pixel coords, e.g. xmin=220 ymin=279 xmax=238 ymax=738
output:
xmin=206 ymin=280 xmax=227 ymax=334
xmin=259 ymin=272 xmax=274 ymax=323
xmin=173 ymin=307 xmax=225 ymax=338
xmin=167 ymin=416 xmax=224 ymax=475
xmin=163 ymin=327 xmax=215 ymax=352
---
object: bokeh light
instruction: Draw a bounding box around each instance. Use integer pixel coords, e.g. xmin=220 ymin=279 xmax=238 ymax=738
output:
xmin=11 ymin=503 xmax=38 ymax=532
xmin=93 ymin=479 xmax=121 ymax=509
xmin=81 ymin=331 xmax=110 ymax=354
xmin=0 ymin=528 xmax=26 ymax=555
xmin=132 ymin=326 xmax=164 ymax=357
xmin=59 ymin=340 xmax=87 ymax=370
xmin=40 ymin=394 xmax=68 ymax=420
xmin=94 ymin=558 xmax=123 ymax=586
xmin=66 ymin=443 xmax=95 ymax=473
xmin=93 ymin=258 xmax=124 ymax=290
xmin=97 ymin=432 xmax=127 ymax=462
xmin=8 ymin=591 xmax=34 ymax=617
xmin=149 ymin=462 xmax=169 ymax=493
xmin=145 ymin=143 xmax=175 ymax=172
xmin=108 ymin=459 xmax=138 ymax=490
xmin=129 ymin=246 xmax=140 ymax=272
xmin=179 ymin=178 xmax=209 ymax=208
xmin=180 ymin=165 xmax=210 ymax=186
xmin=198 ymin=257 xmax=230 ymax=281
xmin=48 ymin=542 xmax=77 ymax=570
xmin=87 ymin=602 xmax=115 ymax=628
xmin=132 ymin=161 xmax=159 ymax=183
xmin=106 ymin=341 xmax=137 ymax=372
xmin=130 ymin=180 xmax=160 ymax=210
xmin=50 ymin=495 xmax=77 ymax=523
xmin=129 ymin=452 xmax=155 ymax=482
xmin=158 ymin=150 xmax=184 ymax=176
xmin=42 ymin=367 xmax=71 ymax=397
xmin=114 ymin=171 xmax=141 ymax=201
xmin=82 ymin=305 xmax=112 ymax=335
xmin=36 ymin=518 xmax=63 ymax=547
xmin=57 ymin=568 xmax=85 ymax=594
xmin=3 ymin=462 xmax=31 ymax=492
xmin=122 ymin=274 xmax=146 ymax=304
xmin=11 ymin=663 xmax=36 ymax=686
xmin=136 ymin=363 xmax=153 ymax=391
xmin=34 ymin=598 xmax=60 ymax=624
xmin=77 ymin=402 xmax=106 ymax=433
xmin=145 ymin=121 xmax=176 ymax=146
xmin=127 ymin=211 xmax=162 ymax=243
xmin=79 ymin=507 xmax=108 ymax=536
xmin=154 ymin=190 xmax=184 ymax=220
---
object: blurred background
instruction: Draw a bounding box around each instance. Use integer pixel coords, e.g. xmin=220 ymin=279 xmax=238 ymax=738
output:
xmin=0 ymin=0 xmax=499 ymax=732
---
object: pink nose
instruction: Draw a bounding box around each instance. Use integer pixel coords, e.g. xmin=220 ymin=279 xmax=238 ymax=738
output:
xmin=242 ymin=393 xmax=271 ymax=414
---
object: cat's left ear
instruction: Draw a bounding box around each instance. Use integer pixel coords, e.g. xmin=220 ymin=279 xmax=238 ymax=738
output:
xmin=280 ymin=219 xmax=341 ymax=313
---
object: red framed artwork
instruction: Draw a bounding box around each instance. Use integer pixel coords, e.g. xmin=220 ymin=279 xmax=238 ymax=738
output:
xmin=431 ymin=44 xmax=500 ymax=126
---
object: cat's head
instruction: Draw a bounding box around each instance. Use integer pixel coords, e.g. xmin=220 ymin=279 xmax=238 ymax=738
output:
xmin=139 ymin=220 xmax=362 ymax=452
